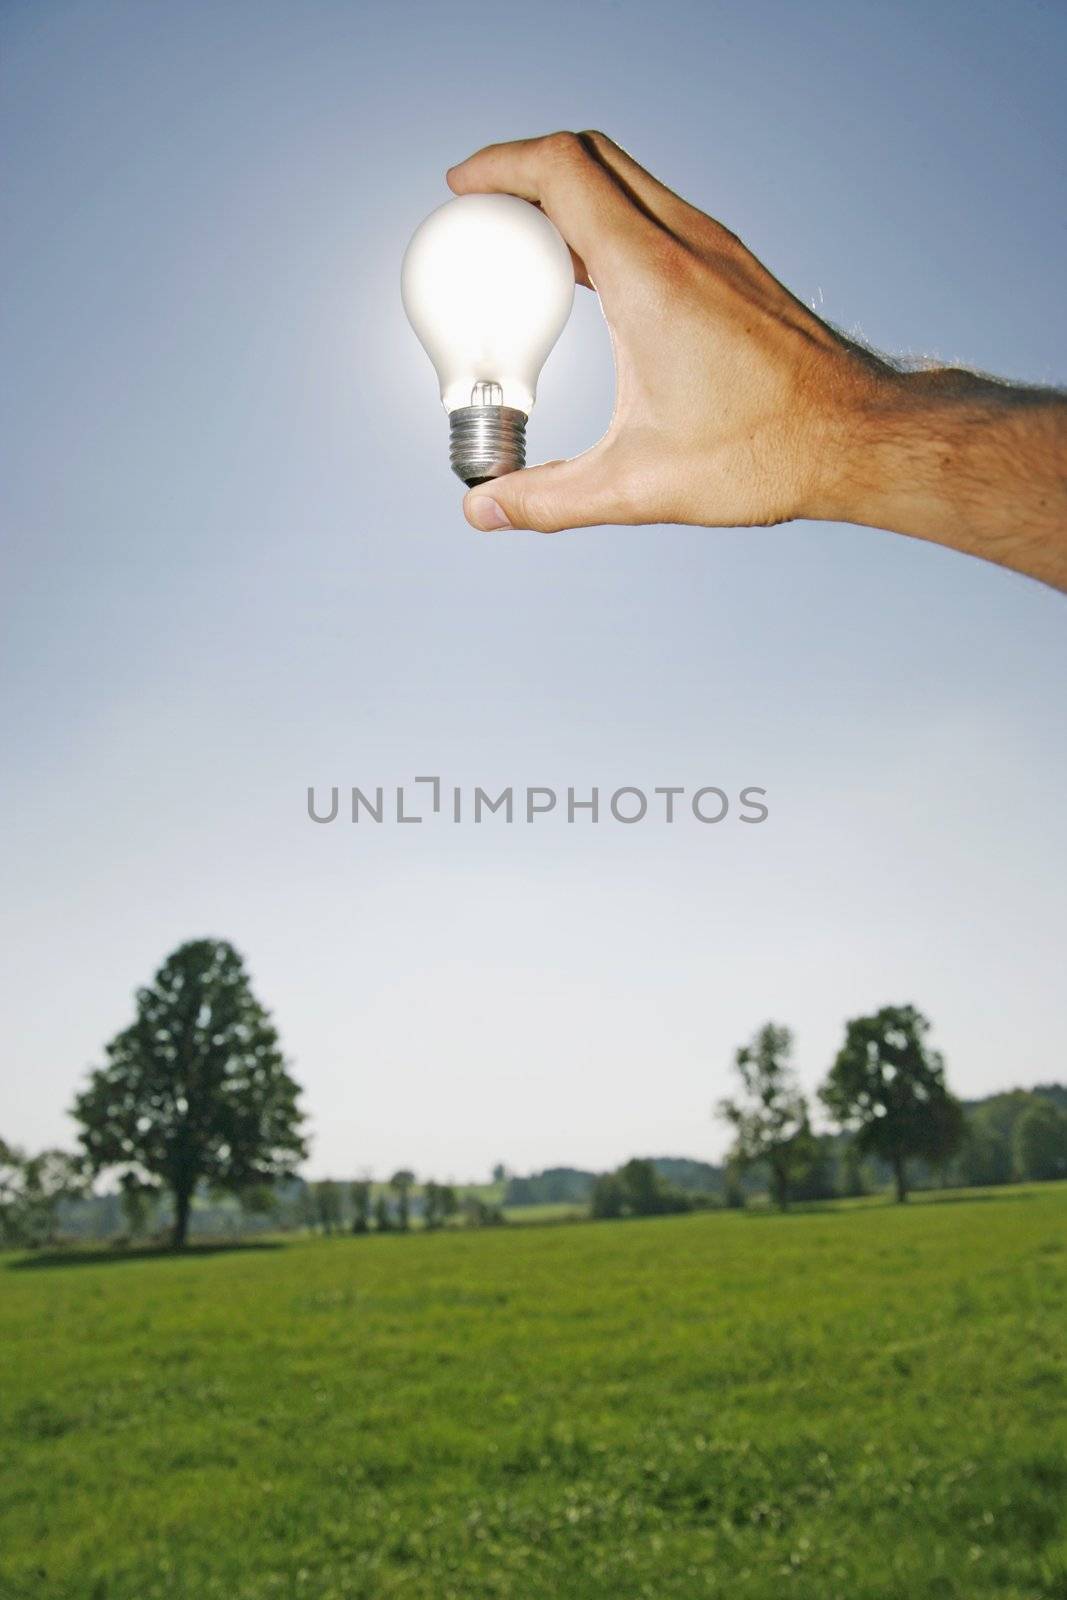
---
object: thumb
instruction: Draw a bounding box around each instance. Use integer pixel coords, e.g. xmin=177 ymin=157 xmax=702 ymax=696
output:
xmin=463 ymin=451 xmax=619 ymax=534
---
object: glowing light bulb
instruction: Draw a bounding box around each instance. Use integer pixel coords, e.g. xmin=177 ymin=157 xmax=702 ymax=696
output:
xmin=402 ymin=193 xmax=575 ymax=486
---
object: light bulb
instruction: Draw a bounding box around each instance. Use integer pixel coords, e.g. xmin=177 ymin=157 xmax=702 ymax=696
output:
xmin=401 ymin=193 xmax=575 ymax=486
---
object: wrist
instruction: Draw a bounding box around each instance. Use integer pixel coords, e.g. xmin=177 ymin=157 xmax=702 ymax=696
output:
xmin=803 ymin=364 xmax=1007 ymax=539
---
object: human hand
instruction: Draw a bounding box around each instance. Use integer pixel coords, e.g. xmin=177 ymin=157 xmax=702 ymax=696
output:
xmin=447 ymin=132 xmax=1067 ymax=591
xmin=446 ymin=131 xmax=877 ymax=536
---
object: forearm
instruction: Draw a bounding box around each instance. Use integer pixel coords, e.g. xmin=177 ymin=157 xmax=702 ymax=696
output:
xmin=815 ymin=367 xmax=1067 ymax=590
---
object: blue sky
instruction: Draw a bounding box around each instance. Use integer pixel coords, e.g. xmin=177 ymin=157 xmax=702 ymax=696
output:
xmin=2 ymin=0 xmax=1065 ymax=1180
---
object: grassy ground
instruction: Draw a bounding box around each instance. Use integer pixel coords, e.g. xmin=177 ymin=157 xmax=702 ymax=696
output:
xmin=2 ymin=1187 xmax=1065 ymax=1600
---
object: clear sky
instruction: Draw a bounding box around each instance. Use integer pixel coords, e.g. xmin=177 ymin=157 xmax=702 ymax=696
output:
xmin=2 ymin=0 xmax=1065 ymax=1183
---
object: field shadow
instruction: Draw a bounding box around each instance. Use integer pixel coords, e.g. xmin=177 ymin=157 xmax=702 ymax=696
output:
xmin=733 ymin=1189 xmax=1035 ymax=1221
xmin=6 ymin=1240 xmax=285 ymax=1272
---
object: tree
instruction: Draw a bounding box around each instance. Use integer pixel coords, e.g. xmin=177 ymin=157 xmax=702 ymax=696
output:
xmin=314 ymin=1180 xmax=343 ymax=1235
xmin=722 ymin=1158 xmax=747 ymax=1210
xmin=590 ymin=1171 xmax=625 ymax=1219
xmin=0 ymin=1140 xmax=24 ymax=1245
xmin=350 ymin=1179 xmax=372 ymax=1234
xmin=841 ymin=1140 xmax=868 ymax=1198
xmin=717 ymin=1023 xmax=811 ymax=1210
xmin=374 ymin=1192 xmax=392 ymax=1231
xmin=71 ymin=939 xmax=307 ymax=1248
xmin=296 ymin=1181 xmax=318 ymax=1232
xmin=0 ymin=1143 xmax=86 ymax=1247
xmin=957 ymin=1108 xmax=1014 ymax=1188
xmin=1013 ymin=1100 xmax=1067 ymax=1181
xmin=789 ymin=1129 xmax=837 ymax=1202
xmin=389 ymin=1169 xmax=415 ymax=1231
xmin=423 ymin=1179 xmax=442 ymax=1229
xmin=820 ymin=1005 xmax=963 ymax=1203
xmin=0 ymin=1143 xmax=86 ymax=1246
xmin=589 ymin=1160 xmax=690 ymax=1220
xmin=423 ymin=1179 xmax=458 ymax=1230
xmin=119 ymin=1172 xmax=155 ymax=1240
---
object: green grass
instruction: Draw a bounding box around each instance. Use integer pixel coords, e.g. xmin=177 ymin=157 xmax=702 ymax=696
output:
xmin=2 ymin=1187 xmax=1066 ymax=1600
xmin=502 ymin=1199 xmax=584 ymax=1223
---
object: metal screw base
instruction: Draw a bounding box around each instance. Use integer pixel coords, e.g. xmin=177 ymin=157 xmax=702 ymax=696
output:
xmin=449 ymin=405 xmax=527 ymax=487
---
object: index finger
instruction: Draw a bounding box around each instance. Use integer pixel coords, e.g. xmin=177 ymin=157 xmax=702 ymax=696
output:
xmin=446 ymin=132 xmax=653 ymax=291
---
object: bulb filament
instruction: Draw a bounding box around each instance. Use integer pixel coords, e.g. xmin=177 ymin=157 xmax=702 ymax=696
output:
xmin=470 ymin=380 xmax=503 ymax=408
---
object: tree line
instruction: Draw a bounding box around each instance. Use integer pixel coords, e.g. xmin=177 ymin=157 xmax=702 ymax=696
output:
xmin=2 ymin=939 xmax=1065 ymax=1250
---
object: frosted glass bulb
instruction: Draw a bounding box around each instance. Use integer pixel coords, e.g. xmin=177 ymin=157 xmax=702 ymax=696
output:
xmin=402 ymin=193 xmax=575 ymax=486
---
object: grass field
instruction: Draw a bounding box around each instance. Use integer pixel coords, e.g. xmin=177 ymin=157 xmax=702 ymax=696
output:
xmin=2 ymin=1187 xmax=1066 ymax=1600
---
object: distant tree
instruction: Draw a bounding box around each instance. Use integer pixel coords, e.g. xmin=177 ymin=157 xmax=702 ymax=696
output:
xmin=957 ymin=1105 xmax=1014 ymax=1187
xmin=314 ymin=1180 xmax=343 ymax=1235
xmin=423 ymin=1180 xmax=442 ymax=1229
xmin=374 ymin=1192 xmax=392 ymax=1232
xmin=350 ymin=1179 xmax=372 ymax=1234
xmin=390 ymin=1170 xmax=415 ymax=1231
xmin=0 ymin=1144 xmax=87 ymax=1246
xmin=820 ymin=1005 xmax=963 ymax=1203
xmin=958 ymin=1125 xmax=1010 ymax=1187
xmin=590 ymin=1159 xmax=690 ymax=1220
xmin=789 ymin=1129 xmax=838 ymax=1202
xmin=1013 ymin=1100 xmax=1067 ymax=1182
xmin=236 ymin=1183 xmax=278 ymax=1231
xmin=0 ymin=1139 xmax=27 ymax=1245
xmin=422 ymin=1180 xmax=458 ymax=1230
xmin=491 ymin=1163 xmax=508 ymax=1186
xmin=590 ymin=1171 xmax=625 ymax=1219
xmin=504 ymin=1168 xmax=597 ymax=1207
xmin=71 ymin=940 xmax=307 ymax=1248
xmin=119 ymin=1172 xmax=155 ymax=1240
xmin=296 ymin=1181 xmax=318 ymax=1232
xmin=722 ymin=1158 xmax=747 ymax=1210
xmin=841 ymin=1140 xmax=868 ymax=1198
xmin=718 ymin=1023 xmax=811 ymax=1210
xmin=463 ymin=1196 xmax=505 ymax=1227
xmin=648 ymin=1157 xmax=722 ymax=1195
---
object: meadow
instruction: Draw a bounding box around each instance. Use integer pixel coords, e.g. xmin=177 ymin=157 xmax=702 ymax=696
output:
xmin=2 ymin=1187 xmax=1065 ymax=1600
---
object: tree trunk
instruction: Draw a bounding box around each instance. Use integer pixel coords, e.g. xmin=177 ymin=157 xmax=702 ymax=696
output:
xmin=892 ymin=1155 xmax=908 ymax=1204
xmin=172 ymin=1184 xmax=192 ymax=1248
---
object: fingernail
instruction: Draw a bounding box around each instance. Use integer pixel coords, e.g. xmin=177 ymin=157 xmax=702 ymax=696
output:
xmin=467 ymin=496 xmax=512 ymax=531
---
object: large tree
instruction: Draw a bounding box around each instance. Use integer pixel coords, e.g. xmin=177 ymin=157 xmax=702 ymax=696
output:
xmin=72 ymin=939 xmax=307 ymax=1247
xmin=718 ymin=1022 xmax=811 ymax=1210
xmin=820 ymin=1004 xmax=963 ymax=1203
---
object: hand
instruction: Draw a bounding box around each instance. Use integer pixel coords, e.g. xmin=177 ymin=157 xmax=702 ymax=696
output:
xmin=447 ymin=132 xmax=1067 ymax=592
xmin=446 ymin=131 xmax=876 ymax=535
